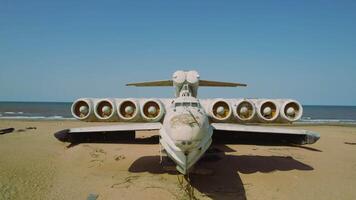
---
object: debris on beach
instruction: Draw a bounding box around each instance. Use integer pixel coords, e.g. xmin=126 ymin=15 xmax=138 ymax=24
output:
xmin=15 ymin=127 xmax=38 ymax=133
xmin=86 ymin=193 xmax=99 ymax=200
xmin=114 ymin=154 xmax=126 ymax=161
xmin=344 ymin=142 xmax=356 ymax=145
xmin=0 ymin=128 xmax=14 ymax=135
xmin=26 ymin=127 xmax=37 ymax=130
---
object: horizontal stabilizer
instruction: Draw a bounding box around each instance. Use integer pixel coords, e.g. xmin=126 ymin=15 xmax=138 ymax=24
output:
xmin=126 ymin=80 xmax=173 ymax=87
xmin=199 ymin=80 xmax=247 ymax=87
xmin=126 ymin=79 xmax=246 ymax=87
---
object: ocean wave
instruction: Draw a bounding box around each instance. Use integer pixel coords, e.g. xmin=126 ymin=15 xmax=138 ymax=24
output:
xmin=0 ymin=116 xmax=75 ymax=120
xmin=49 ymin=116 xmax=65 ymax=119
xmin=3 ymin=111 xmax=25 ymax=115
xmin=299 ymin=119 xmax=356 ymax=124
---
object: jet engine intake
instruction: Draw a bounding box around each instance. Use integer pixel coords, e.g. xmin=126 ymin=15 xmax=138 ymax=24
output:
xmin=280 ymin=100 xmax=303 ymax=122
xmin=210 ymin=99 xmax=232 ymax=121
xmin=257 ymin=100 xmax=279 ymax=122
xmin=234 ymin=99 xmax=256 ymax=122
xmin=141 ymin=99 xmax=165 ymax=122
xmin=71 ymin=98 xmax=96 ymax=121
xmin=117 ymin=99 xmax=140 ymax=121
xmin=94 ymin=99 xmax=117 ymax=121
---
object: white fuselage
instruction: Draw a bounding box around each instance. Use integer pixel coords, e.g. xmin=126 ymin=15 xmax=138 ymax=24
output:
xmin=159 ymin=96 xmax=213 ymax=174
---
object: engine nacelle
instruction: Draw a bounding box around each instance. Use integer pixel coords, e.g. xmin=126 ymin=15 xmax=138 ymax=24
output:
xmin=233 ymin=99 xmax=256 ymax=122
xmin=117 ymin=99 xmax=140 ymax=121
xmin=256 ymin=100 xmax=280 ymax=122
xmin=209 ymin=99 xmax=232 ymax=122
xmin=71 ymin=98 xmax=97 ymax=121
xmin=280 ymin=100 xmax=303 ymax=122
xmin=140 ymin=99 xmax=165 ymax=122
xmin=93 ymin=99 xmax=118 ymax=121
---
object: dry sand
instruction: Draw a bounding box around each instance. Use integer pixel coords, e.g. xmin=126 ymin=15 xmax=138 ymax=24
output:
xmin=0 ymin=119 xmax=356 ymax=200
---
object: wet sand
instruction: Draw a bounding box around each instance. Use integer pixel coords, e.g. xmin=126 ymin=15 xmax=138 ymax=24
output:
xmin=0 ymin=119 xmax=356 ymax=200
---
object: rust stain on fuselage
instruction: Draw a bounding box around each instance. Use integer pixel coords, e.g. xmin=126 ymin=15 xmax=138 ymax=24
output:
xmin=170 ymin=113 xmax=199 ymax=128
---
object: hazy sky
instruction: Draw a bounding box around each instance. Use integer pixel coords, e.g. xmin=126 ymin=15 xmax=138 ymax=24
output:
xmin=1 ymin=1 xmax=355 ymax=105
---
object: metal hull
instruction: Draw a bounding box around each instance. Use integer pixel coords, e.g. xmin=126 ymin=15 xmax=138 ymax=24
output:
xmin=159 ymin=127 xmax=213 ymax=174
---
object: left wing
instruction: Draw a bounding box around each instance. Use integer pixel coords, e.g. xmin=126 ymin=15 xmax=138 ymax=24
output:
xmin=68 ymin=123 xmax=161 ymax=133
xmin=211 ymin=123 xmax=320 ymax=145
xmin=55 ymin=122 xmax=161 ymax=143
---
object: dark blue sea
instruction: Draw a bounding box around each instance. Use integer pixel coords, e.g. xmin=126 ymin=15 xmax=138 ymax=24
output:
xmin=0 ymin=102 xmax=72 ymax=120
xmin=0 ymin=102 xmax=356 ymax=124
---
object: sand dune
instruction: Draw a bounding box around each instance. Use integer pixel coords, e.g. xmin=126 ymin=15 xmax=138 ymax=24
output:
xmin=0 ymin=120 xmax=356 ymax=200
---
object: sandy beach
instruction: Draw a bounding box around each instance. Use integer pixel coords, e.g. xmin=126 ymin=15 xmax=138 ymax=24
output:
xmin=0 ymin=119 xmax=356 ymax=200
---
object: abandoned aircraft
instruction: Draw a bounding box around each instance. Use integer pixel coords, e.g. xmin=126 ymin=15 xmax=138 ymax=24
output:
xmin=55 ymin=70 xmax=320 ymax=174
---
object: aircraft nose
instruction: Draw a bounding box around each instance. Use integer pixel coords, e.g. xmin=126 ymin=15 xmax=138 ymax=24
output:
xmin=166 ymin=112 xmax=208 ymax=150
xmin=169 ymin=124 xmax=199 ymax=139
xmin=167 ymin=122 xmax=203 ymax=151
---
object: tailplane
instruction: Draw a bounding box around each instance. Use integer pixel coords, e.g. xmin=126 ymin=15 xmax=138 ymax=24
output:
xmin=199 ymin=80 xmax=247 ymax=87
xmin=126 ymin=79 xmax=246 ymax=87
xmin=126 ymin=80 xmax=173 ymax=87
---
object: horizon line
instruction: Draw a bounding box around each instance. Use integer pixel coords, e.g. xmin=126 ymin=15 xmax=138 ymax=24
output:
xmin=0 ymin=100 xmax=355 ymax=107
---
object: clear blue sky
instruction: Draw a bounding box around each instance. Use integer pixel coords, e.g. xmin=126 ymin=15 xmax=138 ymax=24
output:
xmin=1 ymin=1 xmax=355 ymax=105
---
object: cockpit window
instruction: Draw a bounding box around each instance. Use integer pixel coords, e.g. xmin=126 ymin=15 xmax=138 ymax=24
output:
xmin=175 ymin=102 xmax=200 ymax=108
xmin=183 ymin=102 xmax=190 ymax=107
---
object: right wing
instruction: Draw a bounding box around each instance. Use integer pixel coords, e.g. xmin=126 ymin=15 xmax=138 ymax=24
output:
xmin=55 ymin=122 xmax=161 ymax=143
xmin=211 ymin=123 xmax=320 ymax=145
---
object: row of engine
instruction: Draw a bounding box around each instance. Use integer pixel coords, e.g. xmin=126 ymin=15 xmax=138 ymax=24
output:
xmin=72 ymin=98 xmax=303 ymax=123
xmin=205 ymin=98 xmax=303 ymax=123
xmin=71 ymin=98 xmax=166 ymax=122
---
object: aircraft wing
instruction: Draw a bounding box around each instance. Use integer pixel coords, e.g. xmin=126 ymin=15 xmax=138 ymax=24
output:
xmin=68 ymin=123 xmax=162 ymax=133
xmin=55 ymin=123 xmax=162 ymax=143
xmin=211 ymin=123 xmax=320 ymax=145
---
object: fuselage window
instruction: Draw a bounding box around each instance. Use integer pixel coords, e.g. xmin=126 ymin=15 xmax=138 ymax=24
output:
xmin=175 ymin=102 xmax=200 ymax=108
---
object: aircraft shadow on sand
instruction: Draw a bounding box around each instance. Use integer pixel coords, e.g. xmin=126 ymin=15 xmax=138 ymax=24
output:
xmin=54 ymin=130 xmax=316 ymax=200
xmin=128 ymin=145 xmax=314 ymax=200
